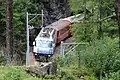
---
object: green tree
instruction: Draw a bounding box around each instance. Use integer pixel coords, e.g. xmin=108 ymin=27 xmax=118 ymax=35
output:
xmin=70 ymin=0 xmax=117 ymax=42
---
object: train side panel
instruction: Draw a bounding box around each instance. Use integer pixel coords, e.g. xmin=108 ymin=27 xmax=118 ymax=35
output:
xmin=56 ymin=25 xmax=72 ymax=44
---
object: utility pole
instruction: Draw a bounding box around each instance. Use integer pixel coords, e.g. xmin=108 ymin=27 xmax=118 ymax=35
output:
xmin=42 ymin=10 xmax=44 ymax=27
xmin=26 ymin=10 xmax=44 ymax=66
xmin=26 ymin=12 xmax=29 ymax=66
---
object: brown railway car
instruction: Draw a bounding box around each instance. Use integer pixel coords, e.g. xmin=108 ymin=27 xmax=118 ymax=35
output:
xmin=45 ymin=20 xmax=72 ymax=44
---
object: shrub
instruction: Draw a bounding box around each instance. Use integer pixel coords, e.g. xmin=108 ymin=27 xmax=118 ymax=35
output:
xmin=101 ymin=70 xmax=120 ymax=80
xmin=53 ymin=53 xmax=97 ymax=80
xmin=81 ymin=37 xmax=120 ymax=77
xmin=58 ymin=66 xmax=97 ymax=80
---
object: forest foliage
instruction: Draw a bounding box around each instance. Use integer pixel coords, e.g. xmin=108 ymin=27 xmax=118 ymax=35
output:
xmin=0 ymin=0 xmax=43 ymax=64
xmin=0 ymin=0 xmax=120 ymax=79
xmin=69 ymin=0 xmax=120 ymax=79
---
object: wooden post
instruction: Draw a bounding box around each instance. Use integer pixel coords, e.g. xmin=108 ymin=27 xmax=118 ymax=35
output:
xmin=78 ymin=50 xmax=81 ymax=68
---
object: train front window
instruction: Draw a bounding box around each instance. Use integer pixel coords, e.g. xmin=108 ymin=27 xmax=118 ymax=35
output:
xmin=36 ymin=40 xmax=52 ymax=48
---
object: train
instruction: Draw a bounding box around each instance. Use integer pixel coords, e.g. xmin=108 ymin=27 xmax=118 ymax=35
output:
xmin=33 ymin=14 xmax=84 ymax=58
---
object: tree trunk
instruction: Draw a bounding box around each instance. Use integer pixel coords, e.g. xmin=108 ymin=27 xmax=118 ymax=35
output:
xmin=116 ymin=0 xmax=120 ymax=48
xmin=5 ymin=0 xmax=13 ymax=64
xmin=98 ymin=0 xmax=103 ymax=39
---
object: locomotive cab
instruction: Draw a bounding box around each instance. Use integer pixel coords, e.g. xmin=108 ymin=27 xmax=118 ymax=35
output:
xmin=33 ymin=37 xmax=55 ymax=55
xmin=33 ymin=28 xmax=56 ymax=56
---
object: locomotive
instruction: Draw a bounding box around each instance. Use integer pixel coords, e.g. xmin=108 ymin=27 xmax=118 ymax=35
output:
xmin=33 ymin=14 xmax=84 ymax=57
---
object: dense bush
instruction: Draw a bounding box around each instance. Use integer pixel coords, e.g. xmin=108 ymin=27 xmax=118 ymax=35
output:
xmin=53 ymin=37 xmax=119 ymax=79
xmin=57 ymin=37 xmax=119 ymax=79
xmin=53 ymin=53 xmax=97 ymax=80
xmin=57 ymin=65 xmax=97 ymax=80
xmin=101 ymin=70 xmax=120 ymax=80
xmin=81 ymin=37 xmax=120 ymax=78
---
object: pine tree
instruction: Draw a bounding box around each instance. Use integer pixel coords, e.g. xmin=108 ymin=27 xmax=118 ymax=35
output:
xmin=5 ymin=0 xmax=13 ymax=64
